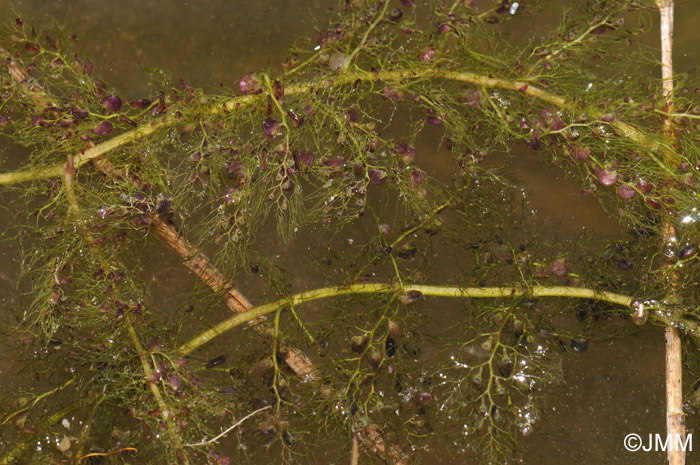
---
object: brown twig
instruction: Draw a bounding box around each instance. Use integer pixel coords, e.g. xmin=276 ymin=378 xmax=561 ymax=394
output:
xmin=666 ymin=325 xmax=684 ymax=465
xmin=350 ymin=431 xmax=360 ymax=465
xmin=150 ymin=217 xmax=256 ymax=314
xmin=151 ymin=216 xmax=319 ymax=379
xmin=655 ymin=2 xmax=685 ymax=465
xmin=63 ymin=153 xmax=79 ymax=215
xmin=0 ymin=46 xmax=51 ymax=107
xmin=362 ymin=423 xmax=407 ymax=465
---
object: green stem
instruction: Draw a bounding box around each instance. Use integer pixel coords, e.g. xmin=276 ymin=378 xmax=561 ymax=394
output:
xmin=0 ymin=117 xmax=169 ymax=185
xmin=1 ymin=378 xmax=75 ymax=425
xmin=0 ymin=68 xmax=679 ymax=186
xmin=528 ymin=12 xmax=616 ymax=72
xmin=176 ymin=283 xmax=635 ymax=356
xmin=346 ymin=0 xmax=390 ymax=67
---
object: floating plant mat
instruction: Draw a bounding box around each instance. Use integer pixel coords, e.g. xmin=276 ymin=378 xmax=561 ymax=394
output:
xmin=0 ymin=0 xmax=699 ymax=464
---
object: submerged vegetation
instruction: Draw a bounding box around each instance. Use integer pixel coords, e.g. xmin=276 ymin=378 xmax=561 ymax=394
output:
xmin=0 ymin=0 xmax=698 ymax=463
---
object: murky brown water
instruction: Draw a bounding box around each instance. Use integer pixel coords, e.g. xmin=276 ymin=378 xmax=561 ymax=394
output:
xmin=0 ymin=0 xmax=697 ymax=463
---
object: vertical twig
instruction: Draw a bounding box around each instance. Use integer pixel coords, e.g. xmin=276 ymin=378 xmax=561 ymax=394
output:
xmin=656 ymin=2 xmax=685 ymax=465
xmin=350 ymin=431 xmax=359 ymax=465
xmin=63 ymin=153 xmax=79 ymax=215
xmin=666 ymin=326 xmax=684 ymax=465
xmin=657 ymin=0 xmax=675 ymax=104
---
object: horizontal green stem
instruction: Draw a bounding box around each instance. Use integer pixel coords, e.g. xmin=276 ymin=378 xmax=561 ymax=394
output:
xmin=1 ymin=67 xmax=676 ymax=185
xmin=176 ymin=283 xmax=635 ymax=356
xmin=0 ymin=118 xmax=168 ymax=185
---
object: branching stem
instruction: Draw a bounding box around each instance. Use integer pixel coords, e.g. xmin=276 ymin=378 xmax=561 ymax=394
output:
xmin=0 ymin=68 xmax=681 ymax=185
xmin=346 ymin=1 xmax=389 ymax=67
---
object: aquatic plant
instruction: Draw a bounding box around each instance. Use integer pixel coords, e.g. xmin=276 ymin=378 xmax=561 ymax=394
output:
xmin=0 ymin=0 xmax=698 ymax=463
